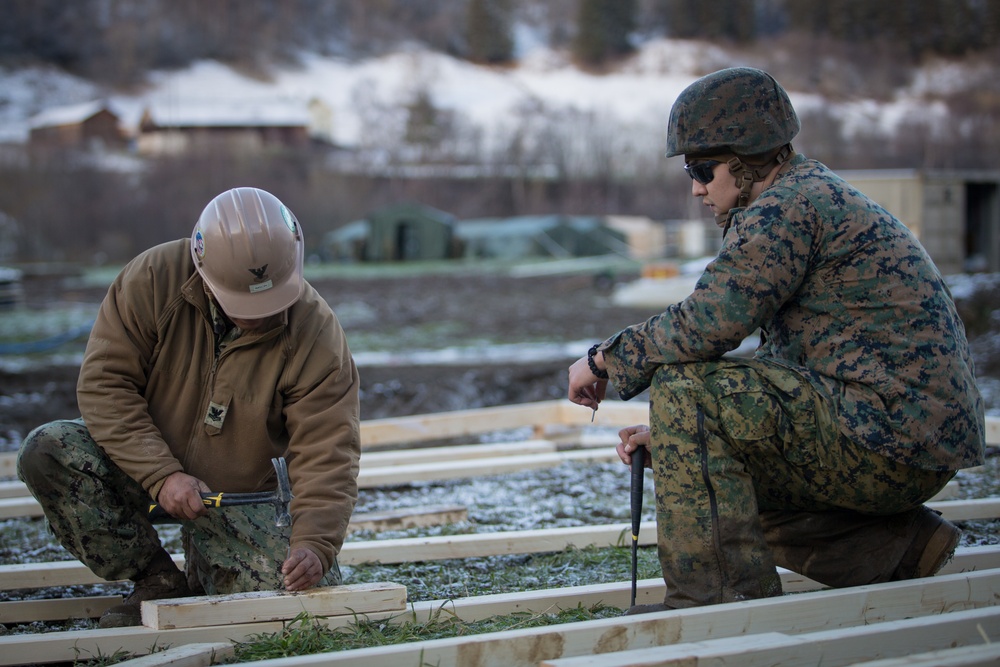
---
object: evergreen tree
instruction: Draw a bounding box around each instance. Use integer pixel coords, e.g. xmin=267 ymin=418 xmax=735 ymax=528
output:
xmin=572 ymin=0 xmax=636 ymax=66
xmin=466 ymin=0 xmax=514 ymax=64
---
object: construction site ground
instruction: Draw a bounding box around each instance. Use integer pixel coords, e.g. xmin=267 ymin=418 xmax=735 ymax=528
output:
xmin=1 ymin=264 xmax=999 ymax=665
xmin=0 ymin=267 xmax=657 ymax=448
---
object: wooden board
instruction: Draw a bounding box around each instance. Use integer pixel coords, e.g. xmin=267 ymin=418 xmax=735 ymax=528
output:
xmin=540 ymin=606 xmax=1000 ymax=666
xmin=927 ymin=496 xmax=1000 ymax=521
xmin=340 ymin=522 xmax=658 ymax=565
xmin=0 ymin=452 xmax=13 ymax=479
xmin=0 ymin=494 xmax=42 ymax=519
xmin=0 ymin=480 xmax=28 ymax=499
xmin=358 ymin=448 xmax=617 ymax=487
xmin=843 ymin=643 xmax=1000 ymax=667
xmin=111 ymin=642 xmax=234 ymax=667
xmin=0 ymin=595 xmax=121 ymax=623
xmin=141 ymin=582 xmax=407 ymax=630
xmin=361 ymin=439 xmax=558 ymax=466
xmin=929 ymin=479 xmax=959 ymax=501
xmin=359 ymin=401 xmax=561 ymax=448
xmin=346 ymin=504 xmax=468 ymax=534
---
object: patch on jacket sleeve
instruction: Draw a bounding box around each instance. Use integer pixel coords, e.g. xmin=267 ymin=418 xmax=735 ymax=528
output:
xmin=205 ymin=401 xmax=228 ymax=430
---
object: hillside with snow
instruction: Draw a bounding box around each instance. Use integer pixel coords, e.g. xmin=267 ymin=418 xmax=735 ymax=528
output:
xmin=0 ymin=38 xmax=987 ymax=157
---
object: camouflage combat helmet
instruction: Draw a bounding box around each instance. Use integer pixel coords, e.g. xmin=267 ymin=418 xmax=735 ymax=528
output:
xmin=191 ymin=187 xmax=304 ymax=319
xmin=666 ymin=67 xmax=800 ymax=159
xmin=668 ymin=68 xmax=800 ymax=233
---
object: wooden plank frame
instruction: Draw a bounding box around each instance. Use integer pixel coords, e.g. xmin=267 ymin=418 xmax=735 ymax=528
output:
xmin=1 ymin=560 xmax=998 ymax=667
xmin=1 ymin=500 xmax=997 ymax=593
xmin=0 ymin=402 xmax=997 ymax=666
xmin=1 ymin=409 xmax=997 ymax=471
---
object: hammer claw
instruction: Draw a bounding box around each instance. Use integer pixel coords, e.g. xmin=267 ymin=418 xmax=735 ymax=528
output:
xmin=272 ymin=457 xmax=293 ymax=527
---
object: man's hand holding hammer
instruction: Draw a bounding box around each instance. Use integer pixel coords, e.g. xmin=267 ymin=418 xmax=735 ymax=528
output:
xmin=157 ymin=472 xmax=212 ymax=521
xmin=617 ymin=425 xmax=652 ymax=467
xmin=153 ymin=457 xmax=324 ymax=591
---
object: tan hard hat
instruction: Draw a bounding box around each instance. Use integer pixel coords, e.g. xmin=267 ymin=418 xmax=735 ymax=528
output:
xmin=191 ymin=187 xmax=304 ymax=319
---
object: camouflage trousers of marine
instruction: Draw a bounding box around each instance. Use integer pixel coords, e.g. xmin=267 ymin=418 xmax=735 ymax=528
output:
xmin=648 ymin=359 xmax=953 ymax=609
xmin=16 ymin=419 xmax=342 ymax=595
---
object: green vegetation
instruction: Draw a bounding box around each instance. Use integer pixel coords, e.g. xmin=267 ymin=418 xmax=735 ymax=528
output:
xmin=232 ymin=604 xmax=621 ymax=662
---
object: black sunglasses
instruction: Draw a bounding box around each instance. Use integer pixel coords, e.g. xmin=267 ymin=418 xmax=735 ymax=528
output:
xmin=684 ymin=160 xmax=721 ymax=185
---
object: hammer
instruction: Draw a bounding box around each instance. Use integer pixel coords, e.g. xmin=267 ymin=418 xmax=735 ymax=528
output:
xmin=148 ymin=456 xmax=293 ymax=526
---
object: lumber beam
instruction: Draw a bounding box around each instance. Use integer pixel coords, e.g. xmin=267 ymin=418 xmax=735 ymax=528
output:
xmin=141 ymin=582 xmax=406 ymax=630
xmin=540 ymin=606 xmax=1000 ymax=666
xmin=340 ymin=522 xmax=655 ymax=564
xmin=927 ymin=496 xmax=1000 ymax=521
xmin=346 ymin=504 xmax=467 ymax=534
xmin=987 ymin=414 xmax=1000 ymax=447
xmin=358 ymin=448 xmax=617 ymax=487
xmin=0 ymin=479 xmax=28 ymax=499
xmin=843 ymin=643 xmax=1000 ymax=667
xmin=359 ymin=401 xmax=562 ymax=448
xmin=0 ymin=595 xmax=121 ymax=623
xmin=361 ymin=439 xmax=558 ymax=467
xmin=102 ymin=642 xmax=234 ymax=667
xmin=928 ymin=479 xmax=959 ymax=501
xmin=0 ymin=494 xmax=42 ymax=519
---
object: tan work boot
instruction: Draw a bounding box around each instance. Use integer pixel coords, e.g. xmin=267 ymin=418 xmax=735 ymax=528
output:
xmin=891 ymin=507 xmax=961 ymax=581
xmin=99 ymin=562 xmax=193 ymax=628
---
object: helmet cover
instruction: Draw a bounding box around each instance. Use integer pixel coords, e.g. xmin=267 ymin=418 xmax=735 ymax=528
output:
xmin=666 ymin=67 xmax=800 ymax=158
xmin=191 ymin=187 xmax=304 ymax=319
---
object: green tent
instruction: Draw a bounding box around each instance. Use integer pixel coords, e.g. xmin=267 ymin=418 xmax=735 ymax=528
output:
xmin=365 ymin=203 xmax=457 ymax=262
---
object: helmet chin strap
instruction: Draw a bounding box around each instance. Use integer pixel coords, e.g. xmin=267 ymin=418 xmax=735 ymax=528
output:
xmin=719 ymin=145 xmax=794 ymax=236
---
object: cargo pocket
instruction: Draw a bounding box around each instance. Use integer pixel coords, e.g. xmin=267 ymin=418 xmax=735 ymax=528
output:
xmin=717 ymin=391 xmax=781 ymax=442
xmin=716 ymin=365 xmax=833 ymax=469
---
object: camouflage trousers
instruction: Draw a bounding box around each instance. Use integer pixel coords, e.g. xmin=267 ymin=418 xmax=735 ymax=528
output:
xmin=17 ymin=419 xmax=342 ymax=595
xmin=648 ymin=359 xmax=953 ymax=609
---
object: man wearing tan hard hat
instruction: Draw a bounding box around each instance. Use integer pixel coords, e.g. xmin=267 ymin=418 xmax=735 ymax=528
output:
xmin=19 ymin=187 xmax=361 ymax=627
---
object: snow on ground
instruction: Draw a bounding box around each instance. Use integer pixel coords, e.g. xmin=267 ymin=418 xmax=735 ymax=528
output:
xmin=0 ymin=39 xmax=973 ymax=150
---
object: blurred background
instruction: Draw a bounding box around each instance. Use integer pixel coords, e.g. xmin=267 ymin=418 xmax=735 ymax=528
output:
xmin=0 ymin=0 xmax=998 ymax=268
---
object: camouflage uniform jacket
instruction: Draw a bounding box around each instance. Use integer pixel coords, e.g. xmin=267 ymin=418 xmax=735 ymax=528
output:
xmin=77 ymin=239 xmax=361 ymax=572
xmin=602 ymin=154 xmax=984 ymax=471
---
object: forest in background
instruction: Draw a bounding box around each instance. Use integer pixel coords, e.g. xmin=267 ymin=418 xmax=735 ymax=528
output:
xmin=1 ymin=0 xmax=999 ymax=263
xmin=3 ymin=0 xmax=998 ymax=84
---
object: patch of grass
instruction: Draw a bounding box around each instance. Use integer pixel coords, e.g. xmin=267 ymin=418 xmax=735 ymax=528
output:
xmin=66 ymin=641 xmax=181 ymax=665
xmin=232 ymin=603 xmax=622 ymax=662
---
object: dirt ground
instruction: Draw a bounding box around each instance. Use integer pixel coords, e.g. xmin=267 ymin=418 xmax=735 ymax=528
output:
xmin=0 ymin=269 xmax=654 ymax=450
xmin=2 ymin=268 xmax=998 ymax=453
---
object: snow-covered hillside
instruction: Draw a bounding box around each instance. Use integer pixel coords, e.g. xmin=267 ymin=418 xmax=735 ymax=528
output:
xmin=0 ymin=39 xmax=974 ymax=152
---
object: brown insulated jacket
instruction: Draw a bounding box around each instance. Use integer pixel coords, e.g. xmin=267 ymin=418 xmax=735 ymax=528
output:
xmin=77 ymin=239 xmax=361 ymax=572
